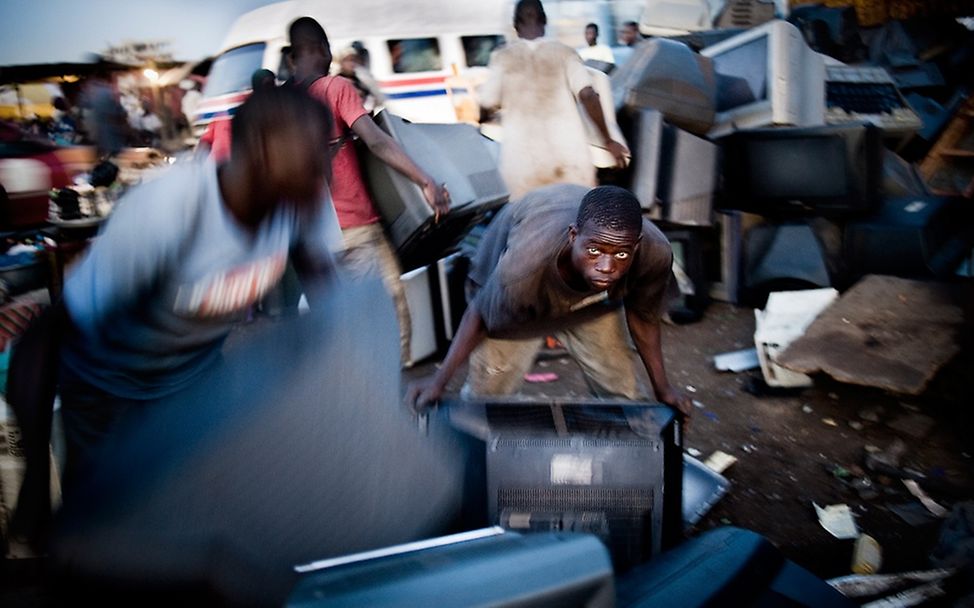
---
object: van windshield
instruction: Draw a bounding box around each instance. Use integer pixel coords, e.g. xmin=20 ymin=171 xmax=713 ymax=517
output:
xmin=203 ymin=43 xmax=266 ymax=97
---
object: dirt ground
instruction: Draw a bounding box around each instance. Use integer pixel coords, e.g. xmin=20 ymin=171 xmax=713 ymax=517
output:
xmin=405 ymin=299 xmax=974 ymax=583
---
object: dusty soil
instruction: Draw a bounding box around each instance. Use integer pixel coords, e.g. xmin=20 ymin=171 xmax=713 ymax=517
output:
xmin=405 ymin=300 xmax=974 ymax=582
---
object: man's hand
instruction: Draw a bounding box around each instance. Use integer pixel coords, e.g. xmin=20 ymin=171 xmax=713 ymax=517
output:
xmin=605 ymin=139 xmax=630 ymax=169
xmin=422 ymin=181 xmax=450 ymax=222
xmin=657 ymin=386 xmax=693 ymax=428
xmin=404 ymin=376 xmax=447 ymax=414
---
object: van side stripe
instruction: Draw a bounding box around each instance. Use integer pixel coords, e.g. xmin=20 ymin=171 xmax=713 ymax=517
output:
xmin=378 ymin=75 xmax=447 ymax=88
xmin=385 ymin=89 xmax=448 ymax=99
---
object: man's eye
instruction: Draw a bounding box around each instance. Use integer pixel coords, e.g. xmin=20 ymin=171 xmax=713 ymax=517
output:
xmin=615 ymin=251 xmax=629 ymax=260
xmin=587 ymin=247 xmax=600 ymax=256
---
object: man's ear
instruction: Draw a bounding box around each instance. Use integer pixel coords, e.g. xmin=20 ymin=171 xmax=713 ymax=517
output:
xmin=568 ymin=224 xmax=578 ymax=243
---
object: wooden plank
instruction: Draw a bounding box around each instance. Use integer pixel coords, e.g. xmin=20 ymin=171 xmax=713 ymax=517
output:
xmin=776 ymin=275 xmax=974 ymax=395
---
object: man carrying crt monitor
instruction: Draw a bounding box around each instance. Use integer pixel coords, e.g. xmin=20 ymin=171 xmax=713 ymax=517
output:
xmin=405 ymin=184 xmax=693 ymax=423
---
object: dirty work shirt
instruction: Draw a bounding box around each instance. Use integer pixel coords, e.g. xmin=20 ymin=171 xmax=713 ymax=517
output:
xmin=60 ymin=158 xmax=339 ymax=400
xmin=479 ymin=39 xmax=596 ymax=199
xmin=468 ymin=184 xmax=674 ymax=340
xmin=306 ymin=75 xmax=380 ymax=229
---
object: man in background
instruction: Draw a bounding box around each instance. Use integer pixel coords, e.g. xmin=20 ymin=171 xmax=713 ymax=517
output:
xmin=577 ymin=22 xmax=617 ymax=66
xmin=288 ymin=16 xmax=449 ymax=367
xmin=479 ymin=0 xmax=628 ymax=200
xmin=614 ymin=20 xmax=643 ymax=66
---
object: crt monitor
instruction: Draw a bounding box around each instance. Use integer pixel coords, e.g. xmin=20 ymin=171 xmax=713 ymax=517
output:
xmin=362 ymin=111 xmax=509 ymax=271
xmin=701 ymin=19 xmax=826 ymax=138
xmin=719 ymin=122 xmax=883 ymax=217
xmin=447 ymin=399 xmax=683 ymax=572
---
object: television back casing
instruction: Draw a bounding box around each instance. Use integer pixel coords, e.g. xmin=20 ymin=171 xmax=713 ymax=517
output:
xmin=362 ymin=112 xmax=509 ymax=271
xmin=447 ymin=399 xmax=682 ymax=572
xmin=702 ymin=19 xmax=825 ymax=138
xmin=611 ymin=38 xmax=717 ymax=136
xmin=630 ymin=109 xmax=718 ymax=226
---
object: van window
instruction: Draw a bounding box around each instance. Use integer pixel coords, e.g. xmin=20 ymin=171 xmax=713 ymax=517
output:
xmin=462 ymin=35 xmax=505 ymax=67
xmin=387 ymin=38 xmax=442 ymax=73
xmin=203 ymin=43 xmax=266 ymax=97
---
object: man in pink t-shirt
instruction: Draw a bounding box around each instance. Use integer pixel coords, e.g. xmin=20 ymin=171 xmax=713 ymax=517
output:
xmin=289 ymin=17 xmax=449 ymax=366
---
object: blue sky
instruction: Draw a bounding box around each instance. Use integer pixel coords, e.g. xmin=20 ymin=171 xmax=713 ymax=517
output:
xmin=0 ymin=0 xmax=275 ymax=65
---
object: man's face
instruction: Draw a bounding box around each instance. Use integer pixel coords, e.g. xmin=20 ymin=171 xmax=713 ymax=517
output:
xmin=620 ymin=24 xmax=639 ymax=46
xmin=568 ymin=222 xmax=640 ymax=292
xmin=585 ymin=25 xmax=598 ymax=46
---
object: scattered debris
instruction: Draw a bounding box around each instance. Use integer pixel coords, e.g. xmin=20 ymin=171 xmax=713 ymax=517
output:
xmin=692 ymin=399 xmax=705 ymax=409
xmin=704 ymin=450 xmax=737 ymax=474
xmin=828 ymin=569 xmax=954 ymax=598
xmin=703 ymin=411 xmax=719 ymax=423
xmin=802 ymin=404 xmax=813 ymax=414
xmin=754 ymin=288 xmax=839 ymax=388
xmin=713 ymin=347 xmax=760 ymax=372
xmin=849 ymin=421 xmax=864 ymax=431
xmin=865 ymin=439 xmax=908 ymax=473
xmin=860 ymin=579 xmax=948 ymax=608
xmin=814 ymin=502 xmax=860 ymax=540
xmin=741 ymin=443 xmax=757 ymax=454
xmin=852 ymin=534 xmax=883 ymax=575
xmin=823 ymin=418 xmax=838 ymax=427
xmin=903 ymin=480 xmax=949 ymax=518
xmin=683 ymin=454 xmax=731 ymax=528
xmin=859 ymin=407 xmax=885 ymax=423
xmin=686 ymin=447 xmax=702 ymax=458
xmin=523 ymin=372 xmax=558 ymax=383
xmin=686 ymin=385 xmax=697 ymax=393
xmin=829 ymin=392 xmax=840 ymax=400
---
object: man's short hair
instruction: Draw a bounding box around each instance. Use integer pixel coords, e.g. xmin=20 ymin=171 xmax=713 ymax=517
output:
xmin=514 ymin=0 xmax=546 ymax=27
xmin=624 ymin=20 xmax=639 ymax=29
xmin=289 ymin=16 xmax=329 ymax=56
xmin=586 ymin=22 xmax=599 ymax=34
xmin=576 ymin=186 xmax=643 ymax=236
xmin=231 ymin=85 xmax=333 ymax=158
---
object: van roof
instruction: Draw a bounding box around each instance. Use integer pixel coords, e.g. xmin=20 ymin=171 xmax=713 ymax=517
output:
xmin=218 ymin=0 xmax=513 ymax=54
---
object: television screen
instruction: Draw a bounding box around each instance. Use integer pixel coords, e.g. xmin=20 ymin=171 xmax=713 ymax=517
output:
xmin=712 ymin=35 xmax=768 ymax=112
xmin=719 ymin=123 xmax=881 ymax=216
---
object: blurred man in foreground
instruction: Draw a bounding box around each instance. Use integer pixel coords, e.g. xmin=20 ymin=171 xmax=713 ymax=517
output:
xmin=58 ymin=86 xmax=342 ymax=484
xmin=406 ymin=184 xmax=693 ymax=422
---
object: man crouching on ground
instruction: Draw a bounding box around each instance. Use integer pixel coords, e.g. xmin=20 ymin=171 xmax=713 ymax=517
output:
xmin=406 ymin=184 xmax=692 ymax=422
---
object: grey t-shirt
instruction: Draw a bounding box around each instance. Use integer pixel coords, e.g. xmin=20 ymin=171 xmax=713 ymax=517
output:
xmin=469 ymin=184 xmax=674 ymax=339
xmin=61 ymin=158 xmax=340 ymax=400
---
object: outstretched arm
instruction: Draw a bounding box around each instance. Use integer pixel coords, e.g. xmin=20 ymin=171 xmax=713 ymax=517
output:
xmin=404 ymin=303 xmax=488 ymax=412
xmin=350 ymin=115 xmax=450 ymax=220
xmin=626 ymin=308 xmax=693 ymax=423
xmin=577 ymin=86 xmax=629 ymax=169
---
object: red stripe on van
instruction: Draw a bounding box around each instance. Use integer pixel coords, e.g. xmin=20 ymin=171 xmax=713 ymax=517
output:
xmin=378 ymin=75 xmax=447 ymax=88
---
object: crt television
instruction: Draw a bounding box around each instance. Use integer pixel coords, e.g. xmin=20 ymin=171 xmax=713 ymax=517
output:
xmin=362 ymin=111 xmax=509 ymax=271
xmin=447 ymin=399 xmax=683 ymax=572
xmin=701 ymin=19 xmax=826 ymax=138
xmin=719 ymin=122 xmax=883 ymax=217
